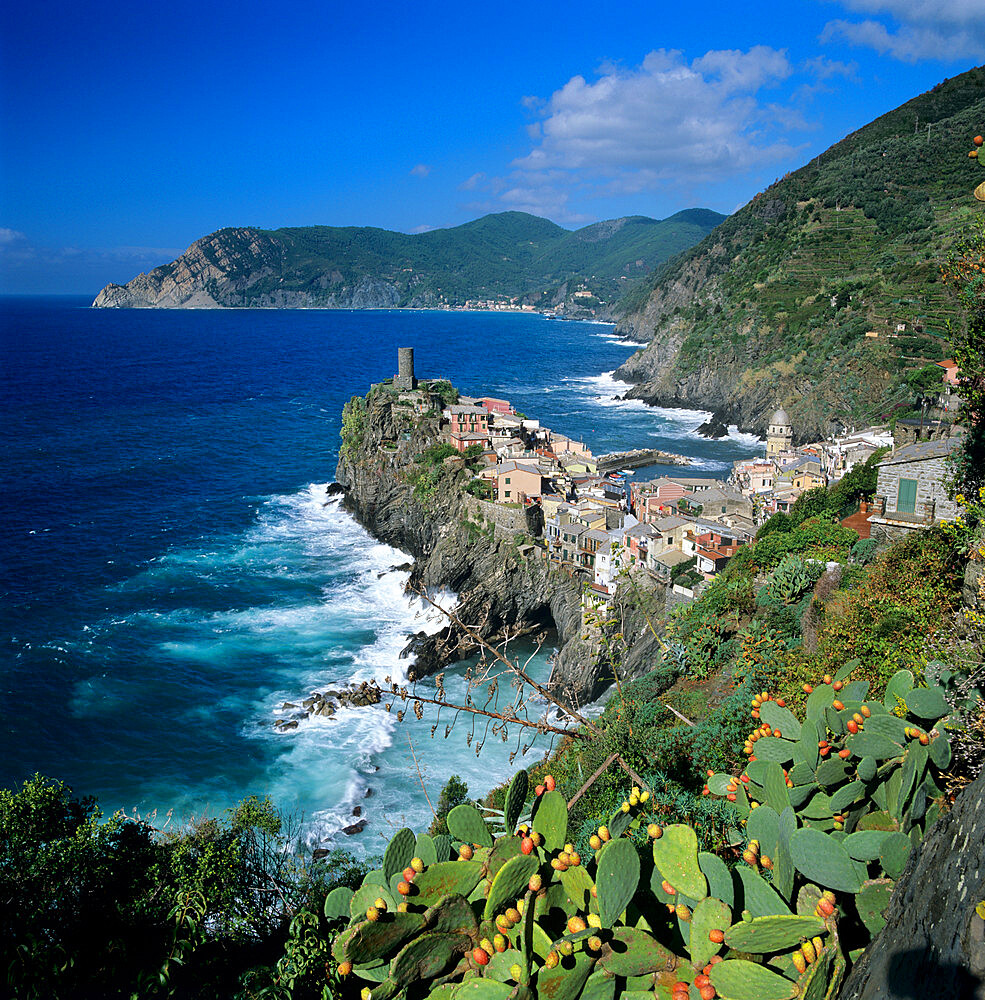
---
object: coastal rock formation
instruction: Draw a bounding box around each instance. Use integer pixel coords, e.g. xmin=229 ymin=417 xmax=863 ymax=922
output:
xmin=335 ymin=388 xmax=615 ymax=705
xmin=838 ymin=766 xmax=985 ymax=999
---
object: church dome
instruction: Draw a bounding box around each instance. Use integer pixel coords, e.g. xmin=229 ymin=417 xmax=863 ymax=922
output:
xmin=771 ymin=407 xmax=791 ymax=427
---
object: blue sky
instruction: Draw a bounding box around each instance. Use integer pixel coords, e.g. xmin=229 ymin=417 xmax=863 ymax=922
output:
xmin=1 ymin=0 xmax=983 ymax=293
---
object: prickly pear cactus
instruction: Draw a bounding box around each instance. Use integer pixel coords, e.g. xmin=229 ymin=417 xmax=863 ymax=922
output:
xmin=327 ymin=671 xmax=958 ymax=1000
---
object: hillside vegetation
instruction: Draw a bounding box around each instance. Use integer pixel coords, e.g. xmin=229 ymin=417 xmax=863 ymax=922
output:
xmin=616 ymin=66 xmax=985 ymax=441
xmin=92 ymin=210 xmax=724 ymax=315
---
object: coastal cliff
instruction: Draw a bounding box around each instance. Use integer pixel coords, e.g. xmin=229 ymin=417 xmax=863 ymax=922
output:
xmin=334 ymin=383 xmax=618 ymax=706
xmin=612 ymin=67 xmax=985 ymax=443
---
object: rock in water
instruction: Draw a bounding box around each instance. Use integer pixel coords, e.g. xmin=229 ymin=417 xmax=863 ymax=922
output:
xmin=695 ymin=409 xmax=730 ymax=439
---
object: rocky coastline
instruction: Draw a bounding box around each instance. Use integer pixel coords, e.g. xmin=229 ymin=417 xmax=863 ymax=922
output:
xmin=333 ymin=387 xmax=627 ymax=708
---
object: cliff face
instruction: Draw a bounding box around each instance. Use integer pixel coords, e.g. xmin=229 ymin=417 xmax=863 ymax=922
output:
xmin=612 ymin=67 xmax=985 ymax=443
xmin=93 ymin=228 xmax=403 ymax=309
xmin=334 ymin=389 xmax=609 ymax=706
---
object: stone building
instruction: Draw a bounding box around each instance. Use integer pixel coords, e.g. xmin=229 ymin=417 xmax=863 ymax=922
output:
xmin=766 ymin=407 xmax=793 ymax=457
xmin=868 ymin=434 xmax=963 ymax=542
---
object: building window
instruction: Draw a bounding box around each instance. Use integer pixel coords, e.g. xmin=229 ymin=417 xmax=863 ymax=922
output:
xmin=897 ymin=477 xmax=918 ymax=514
xmin=505 ymin=478 xmax=511 ymax=484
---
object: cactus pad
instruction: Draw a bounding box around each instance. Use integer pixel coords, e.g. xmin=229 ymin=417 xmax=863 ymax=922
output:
xmin=390 ymin=932 xmax=469 ymax=987
xmin=483 ymin=854 xmax=539 ymax=920
xmin=879 ymin=832 xmax=911 ymax=879
xmin=383 ymin=827 xmax=418 ymax=881
xmin=559 ymin=864 xmax=596 ymax=913
xmin=598 ymin=926 xmax=677 ymax=977
xmin=503 ymin=769 xmax=529 ymax=834
xmin=905 ymin=685 xmax=948 ymax=719
xmin=842 ymin=829 xmax=891 ymax=861
xmin=652 ymin=824 xmax=707 ymax=902
xmin=790 ymin=829 xmax=862 ymax=892
xmin=415 ymin=833 xmax=439 ymax=866
xmin=750 ymin=736 xmax=795 ymax=764
xmin=341 ymin=912 xmax=428 ymax=964
xmin=452 ymin=979 xmax=513 ymax=1000
xmin=531 ymin=790 xmax=567 ymax=850
xmin=882 ymin=669 xmax=914 ymax=710
xmin=747 ymin=805 xmax=780 ymax=857
xmin=447 ymin=804 xmax=493 ymax=848
xmin=698 ymin=851 xmax=734 ymax=906
xmin=423 ymin=894 xmax=478 ymax=936
xmin=856 ymin=878 xmax=894 ymax=935
xmin=723 ymin=914 xmax=824 ymax=952
xmin=689 ymin=896 xmax=732 ymax=969
xmin=759 ymin=700 xmax=801 ymax=739
xmin=535 ymin=950 xmax=593 ymax=1000
xmin=710 ymin=958 xmax=799 ymax=1000
xmin=324 ymin=885 xmax=354 ymax=921
xmin=848 ymin=731 xmax=904 ymax=760
xmin=597 ymin=836 xmax=641 ymax=928
xmin=412 ymin=861 xmax=484 ymax=905
xmin=737 ymin=866 xmax=792 ymax=917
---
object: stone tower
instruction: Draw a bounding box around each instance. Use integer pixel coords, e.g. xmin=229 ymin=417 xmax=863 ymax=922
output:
xmin=394 ymin=347 xmax=416 ymax=390
xmin=766 ymin=406 xmax=793 ymax=457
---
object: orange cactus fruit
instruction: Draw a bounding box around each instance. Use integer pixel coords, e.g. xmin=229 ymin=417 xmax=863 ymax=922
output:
xmin=919 ymin=732 xmax=930 ymax=745
xmin=819 ymin=746 xmax=831 ymax=756
xmin=751 ymin=710 xmax=760 ymax=719
xmin=833 ymin=680 xmax=843 ymax=691
xmin=708 ymin=928 xmax=725 ymax=943
xmin=833 ymin=700 xmax=845 ymax=711
xmin=823 ymin=675 xmax=832 ymax=685
xmin=411 ymin=857 xmax=425 ymax=873
xmin=776 ymin=698 xmax=786 ymax=707
xmin=338 ymin=961 xmax=353 ymax=977
xmin=520 ymin=837 xmax=534 ymax=855
xmin=472 ymin=947 xmax=490 ymax=966
xmin=662 ymin=880 xmax=676 ymax=896
xmin=694 ymin=974 xmax=711 ymax=988
xmin=699 ymin=986 xmax=716 ymax=1000
xmin=847 ymin=720 xmax=859 ymax=734
xmin=535 ymin=784 xmax=544 ymax=797
xmin=792 ymin=951 xmax=807 ymax=974
xmin=544 ymin=774 xmax=556 ymax=791
xmin=860 ymin=705 xmax=871 ymax=718
xmin=818 ymin=898 xmax=836 ymax=916
xmin=975 ymin=135 xmax=984 ymax=146
xmin=727 ymin=793 xmax=737 ymax=802
xmin=397 ymin=880 xmax=412 ymax=895
xmin=702 ymin=786 xmax=711 ymax=795
xmin=838 ymin=748 xmax=851 ymax=759
xmin=803 ymin=684 xmax=814 ymax=694
xmin=459 ymin=844 xmax=473 ymax=860
xmin=773 ymin=729 xmax=782 ymax=737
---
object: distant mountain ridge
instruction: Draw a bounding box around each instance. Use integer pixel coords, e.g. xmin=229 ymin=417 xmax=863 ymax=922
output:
xmin=614 ymin=66 xmax=985 ymax=442
xmin=92 ymin=209 xmax=726 ymax=316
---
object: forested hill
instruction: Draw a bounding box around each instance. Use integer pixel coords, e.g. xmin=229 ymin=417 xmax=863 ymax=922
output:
xmin=92 ymin=209 xmax=725 ymax=315
xmin=615 ymin=65 xmax=985 ymax=443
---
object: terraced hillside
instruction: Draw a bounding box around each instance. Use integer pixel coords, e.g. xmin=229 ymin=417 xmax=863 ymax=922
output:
xmin=616 ymin=66 xmax=985 ymax=442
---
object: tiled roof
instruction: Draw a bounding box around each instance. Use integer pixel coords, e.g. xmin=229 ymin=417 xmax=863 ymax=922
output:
xmin=878 ymin=433 xmax=963 ymax=467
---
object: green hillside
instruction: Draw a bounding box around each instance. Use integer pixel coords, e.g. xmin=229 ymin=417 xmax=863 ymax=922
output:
xmin=616 ymin=66 xmax=985 ymax=440
xmin=94 ymin=209 xmax=725 ymax=313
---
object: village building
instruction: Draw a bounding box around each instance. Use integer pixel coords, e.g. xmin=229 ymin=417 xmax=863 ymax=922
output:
xmin=445 ymin=405 xmax=490 ymax=437
xmin=495 ymin=460 xmax=544 ymax=503
xmin=868 ymin=434 xmax=964 ymax=541
xmin=478 ymin=397 xmax=513 ymax=415
xmin=450 ymin=431 xmax=491 ymax=453
xmin=693 ymin=529 xmax=748 ymax=577
xmin=775 ymin=457 xmax=826 ymax=491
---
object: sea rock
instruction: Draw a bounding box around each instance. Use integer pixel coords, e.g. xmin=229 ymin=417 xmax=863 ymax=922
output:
xmin=342 ymin=819 xmax=367 ymax=835
xmin=275 ymin=720 xmax=299 ymax=731
xmin=325 ymin=482 xmax=345 ymax=497
xmin=695 ymin=409 xmax=730 ymax=439
xmin=281 ymin=701 xmax=297 ymax=710
xmin=352 ymin=806 xmax=362 ymax=817
xmin=312 ymin=848 xmax=332 ymax=861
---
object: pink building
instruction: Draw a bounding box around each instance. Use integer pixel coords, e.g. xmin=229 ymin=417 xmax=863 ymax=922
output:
xmin=446 ymin=406 xmax=490 ymax=436
xmin=479 ymin=397 xmax=513 ymax=415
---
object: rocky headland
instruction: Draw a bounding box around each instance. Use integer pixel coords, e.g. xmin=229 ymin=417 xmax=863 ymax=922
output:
xmin=333 ymin=383 xmax=671 ymax=708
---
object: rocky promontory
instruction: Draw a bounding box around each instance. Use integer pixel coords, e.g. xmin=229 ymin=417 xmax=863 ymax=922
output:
xmin=334 ymin=383 xmax=622 ymax=707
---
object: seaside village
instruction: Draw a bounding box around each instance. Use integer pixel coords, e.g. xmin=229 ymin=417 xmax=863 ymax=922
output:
xmin=389 ymin=349 xmax=964 ymax=610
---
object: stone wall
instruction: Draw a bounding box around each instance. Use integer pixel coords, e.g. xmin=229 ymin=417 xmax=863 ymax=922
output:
xmin=839 ymin=767 xmax=985 ymax=999
xmin=464 ymin=497 xmax=539 ymax=544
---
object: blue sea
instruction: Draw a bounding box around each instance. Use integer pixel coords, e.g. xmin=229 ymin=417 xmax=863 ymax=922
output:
xmin=0 ymin=297 xmax=762 ymax=856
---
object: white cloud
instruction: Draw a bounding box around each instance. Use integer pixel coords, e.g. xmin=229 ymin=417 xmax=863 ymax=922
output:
xmin=410 ymin=163 xmax=431 ymax=178
xmin=0 ymin=227 xmax=27 ymax=246
xmin=410 ymin=224 xmax=436 ymax=233
xmin=476 ymin=46 xmax=811 ymax=220
xmin=819 ymin=0 xmax=985 ymax=61
xmin=458 ymin=172 xmax=486 ymax=191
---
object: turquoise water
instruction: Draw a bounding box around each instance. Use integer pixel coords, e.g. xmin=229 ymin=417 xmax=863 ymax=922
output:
xmin=0 ymin=298 xmax=762 ymax=855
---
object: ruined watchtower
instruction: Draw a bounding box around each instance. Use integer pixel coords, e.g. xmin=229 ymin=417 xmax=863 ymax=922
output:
xmin=394 ymin=347 xmax=417 ymax=390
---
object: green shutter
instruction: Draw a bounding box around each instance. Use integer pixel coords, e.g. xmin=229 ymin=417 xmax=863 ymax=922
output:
xmin=897 ymin=477 xmax=918 ymax=514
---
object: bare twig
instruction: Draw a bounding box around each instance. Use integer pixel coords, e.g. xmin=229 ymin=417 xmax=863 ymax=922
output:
xmin=567 ymin=752 xmax=619 ymax=810
xmin=662 ymin=702 xmax=696 ymax=727
xmin=407 ymin=735 xmax=437 ymax=820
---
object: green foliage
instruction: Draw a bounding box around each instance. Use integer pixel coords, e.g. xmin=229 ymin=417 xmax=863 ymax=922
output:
xmin=427 ymin=380 xmax=459 ymax=405
xmin=429 ymin=776 xmax=471 ymax=837
xmin=419 ymin=442 xmax=459 ymax=466
xmin=340 ymin=395 xmax=367 ymax=458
